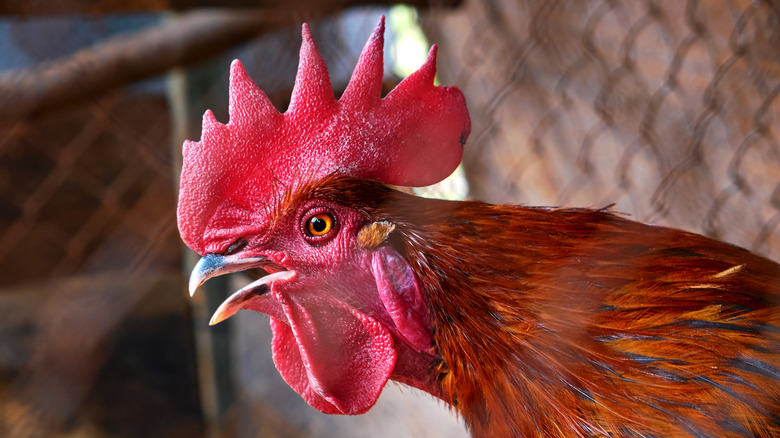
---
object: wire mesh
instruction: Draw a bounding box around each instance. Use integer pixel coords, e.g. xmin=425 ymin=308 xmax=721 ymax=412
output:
xmin=0 ymin=94 xmax=176 ymax=284
xmin=430 ymin=0 xmax=780 ymax=258
xmin=0 ymin=16 xmax=200 ymax=436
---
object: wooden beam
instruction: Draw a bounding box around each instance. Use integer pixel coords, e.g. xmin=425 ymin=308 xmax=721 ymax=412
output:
xmin=0 ymin=10 xmax=280 ymax=119
xmin=0 ymin=0 xmax=460 ymax=15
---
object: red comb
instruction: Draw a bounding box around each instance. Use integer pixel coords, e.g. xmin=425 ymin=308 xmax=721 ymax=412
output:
xmin=178 ymin=16 xmax=471 ymax=254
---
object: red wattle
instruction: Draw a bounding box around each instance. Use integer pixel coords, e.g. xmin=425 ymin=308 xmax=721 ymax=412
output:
xmin=270 ymin=298 xmax=396 ymax=415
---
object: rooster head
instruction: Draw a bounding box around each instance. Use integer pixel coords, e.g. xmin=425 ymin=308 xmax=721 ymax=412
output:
xmin=178 ymin=16 xmax=470 ymax=415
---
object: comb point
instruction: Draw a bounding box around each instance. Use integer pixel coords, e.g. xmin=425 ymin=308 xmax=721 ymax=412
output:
xmin=341 ymin=16 xmax=385 ymax=107
xmin=202 ymin=109 xmax=219 ymax=131
xmin=418 ymin=45 xmax=438 ymax=84
xmin=289 ymin=22 xmax=336 ymax=118
xmin=228 ymin=59 xmax=279 ymax=124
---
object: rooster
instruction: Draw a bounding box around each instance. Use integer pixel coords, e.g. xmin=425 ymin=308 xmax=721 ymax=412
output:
xmin=178 ymin=17 xmax=780 ymax=437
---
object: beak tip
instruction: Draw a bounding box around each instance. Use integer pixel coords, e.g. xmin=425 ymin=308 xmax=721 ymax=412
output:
xmin=188 ymin=265 xmax=203 ymax=297
xmin=188 ymin=253 xmax=225 ymax=299
xmin=210 ymin=301 xmax=240 ymax=325
xmin=188 ymin=275 xmax=201 ymax=297
xmin=209 ymin=311 xmax=227 ymax=326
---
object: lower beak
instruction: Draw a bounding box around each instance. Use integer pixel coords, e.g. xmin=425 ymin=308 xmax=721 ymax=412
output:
xmin=188 ymin=253 xmax=267 ymax=297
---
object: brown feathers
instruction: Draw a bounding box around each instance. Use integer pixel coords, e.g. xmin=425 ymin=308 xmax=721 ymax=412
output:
xmin=302 ymin=175 xmax=780 ymax=437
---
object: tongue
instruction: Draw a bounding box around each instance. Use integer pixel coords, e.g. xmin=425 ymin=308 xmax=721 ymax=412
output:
xmin=270 ymin=298 xmax=396 ymax=414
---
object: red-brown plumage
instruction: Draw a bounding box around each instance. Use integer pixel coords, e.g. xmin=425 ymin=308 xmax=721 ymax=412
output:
xmin=305 ymin=175 xmax=780 ymax=437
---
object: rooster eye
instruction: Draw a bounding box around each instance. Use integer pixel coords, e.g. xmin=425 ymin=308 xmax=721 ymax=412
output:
xmin=302 ymin=210 xmax=338 ymax=244
xmin=306 ymin=213 xmax=334 ymax=237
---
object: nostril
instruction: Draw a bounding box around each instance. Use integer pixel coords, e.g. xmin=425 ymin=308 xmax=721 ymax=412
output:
xmin=224 ymin=238 xmax=248 ymax=255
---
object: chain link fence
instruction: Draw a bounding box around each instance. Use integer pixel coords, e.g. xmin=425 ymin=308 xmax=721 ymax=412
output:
xmin=0 ymin=16 xmax=200 ymax=437
xmin=431 ymin=0 xmax=780 ymax=259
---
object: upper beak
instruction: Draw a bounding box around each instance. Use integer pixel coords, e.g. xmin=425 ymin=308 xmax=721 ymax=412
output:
xmin=188 ymin=253 xmax=267 ymax=297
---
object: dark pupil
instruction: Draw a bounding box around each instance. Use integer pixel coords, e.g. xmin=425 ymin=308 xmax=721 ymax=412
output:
xmin=311 ymin=217 xmax=327 ymax=233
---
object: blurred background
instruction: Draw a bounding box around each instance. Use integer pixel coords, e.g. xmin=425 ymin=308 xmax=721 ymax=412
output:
xmin=0 ymin=0 xmax=778 ymax=437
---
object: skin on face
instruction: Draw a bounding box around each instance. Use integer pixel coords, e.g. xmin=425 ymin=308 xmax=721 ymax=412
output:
xmin=188 ymin=180 xmax=435 ymax=414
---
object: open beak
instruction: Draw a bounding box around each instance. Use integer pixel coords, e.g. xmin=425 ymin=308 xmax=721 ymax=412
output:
xmin=188 ymin=253 xmax=295 ymax=325
xmin=188 ymin=253 xmax=267 ymax=297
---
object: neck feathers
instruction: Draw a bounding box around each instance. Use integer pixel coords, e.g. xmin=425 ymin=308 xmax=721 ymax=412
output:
xmin=390 ymin=195 xmax=780 ymax=437
xmin=309 ymin=176 xmax=780 ymax=437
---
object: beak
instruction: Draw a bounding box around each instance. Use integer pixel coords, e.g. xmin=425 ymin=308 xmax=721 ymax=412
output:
xmin=188 ymin=253 xmax=267 ymax=297
xmin=209 ymin=270 xmax=295 ymax=325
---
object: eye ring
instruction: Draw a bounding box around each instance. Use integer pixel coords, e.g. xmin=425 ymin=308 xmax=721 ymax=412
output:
xmin=302 ymin=209 xmax=338 ymax=244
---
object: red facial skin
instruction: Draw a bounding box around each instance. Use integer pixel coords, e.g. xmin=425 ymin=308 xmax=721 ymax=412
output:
xmin=189 ymin=177 xmax=438 ymax=415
